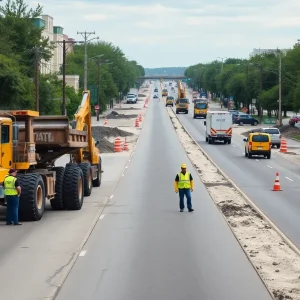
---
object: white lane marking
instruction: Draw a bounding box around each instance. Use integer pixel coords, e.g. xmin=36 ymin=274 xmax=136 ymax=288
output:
xmin=232 ymin=145 xmax=236 ymax=147
xmin=256 ymin=159 xmax=259 ymax=161
xmin=99 ymin=214 xmax=105 ymax=220
xmin=122 ymin=173 xmax=124 ymax=177
xmin=125 ymin=166 xmax=128 ymax=169
xmin=109 ymin=195 xmax=114 ymax=200
xmin=267 ymin=165 xmax=273 ymax=169
xmin=285 ymin=177 xmax=294 ymax=182
xmin=79 ymin=250 xmax=87 ymax=257
xmin=129 ymin=159 xmax=131 ymax=162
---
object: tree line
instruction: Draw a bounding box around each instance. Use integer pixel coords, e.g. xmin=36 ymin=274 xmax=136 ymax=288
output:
xmin=0 ymin=0 xmax=144 ymax=117
xmin=185 ymin=45 xmax=300 ymax=117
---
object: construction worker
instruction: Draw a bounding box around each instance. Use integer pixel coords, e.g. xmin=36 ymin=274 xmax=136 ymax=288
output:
xmin=174 ymin=164 xmax=194 ymax=212
xmin=4 ymin=168 xmax=22 ymax=225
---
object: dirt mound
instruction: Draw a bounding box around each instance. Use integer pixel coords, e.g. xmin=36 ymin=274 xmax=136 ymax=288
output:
xmin=105 ymin=110 xmax=138 ymax=119
xmin=97 ymin=138 xmax=114 ymax=153
xmin=92 ymin=126 xmax=133 ymax=140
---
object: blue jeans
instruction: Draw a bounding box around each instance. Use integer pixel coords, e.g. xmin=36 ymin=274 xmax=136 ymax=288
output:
xmin=6 ymin=195 xmax=19 ymax=225
xmin=179 ymin=188 xmax=192 ymax=210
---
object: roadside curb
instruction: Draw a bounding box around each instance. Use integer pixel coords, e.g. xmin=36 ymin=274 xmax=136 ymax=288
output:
xmin=167 ymin=107 xmax=300 ymax=300
xmin=50 ymin=91 xmax=151 ymax=300
xmin=170 ymin=108 xmax=300 ymax=257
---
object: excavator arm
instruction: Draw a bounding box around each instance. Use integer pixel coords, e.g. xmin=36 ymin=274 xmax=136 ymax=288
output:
xmin=177 ymin=80 xmax=186 ymax=98
xmin=73 ymin=91 xmax=100 ymax=165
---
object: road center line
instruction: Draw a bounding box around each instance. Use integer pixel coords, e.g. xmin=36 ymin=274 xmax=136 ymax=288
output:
xmin=232 ymin=145 xmax=236 ymax=147
xmin=109 ymin=195 xmax=114 ymax=200
xmin=256 ymin=159 xmax=259 ymax=161
xmin=99 ymin=214 xmax=105 ymax=220
xmin=285 ymin=176 xmax=294 ymax=182
xmin=79 ymin=250 xmax=87 ymax=257
xmin=267 ymin=165 xmax=273 ymax=168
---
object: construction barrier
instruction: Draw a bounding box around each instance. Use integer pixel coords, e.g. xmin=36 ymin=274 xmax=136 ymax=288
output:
xmin=114 ymin=137 xmax=122 ymax=152
xmin=139 ymin=114 xmax=142 ymax=122
xmin=123 ymin=138 xmax=129 ymax=151
xmin=280 ymin=139 xmax=287 ymax=153
xmin=272 ymin=172 xmax=282 ymax=191
xmin=135 ymin=118 xmax=139 ymax=128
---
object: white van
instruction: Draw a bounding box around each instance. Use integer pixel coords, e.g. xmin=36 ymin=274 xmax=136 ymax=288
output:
xmin=204 ymin=111 xmax=232 ymax=144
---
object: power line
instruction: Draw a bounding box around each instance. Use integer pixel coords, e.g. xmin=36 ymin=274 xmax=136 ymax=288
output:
xmin=77 ymin=31 xmax=99 ymax=90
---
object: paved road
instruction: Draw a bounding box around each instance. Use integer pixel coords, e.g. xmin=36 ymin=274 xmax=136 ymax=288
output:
xmin=0 ymin=153 xmax=129 ymax=300
xmin=169 ymin=85 xmax=300 ymax=248
xmin=56 ymin=88 xmax=271 ymax=300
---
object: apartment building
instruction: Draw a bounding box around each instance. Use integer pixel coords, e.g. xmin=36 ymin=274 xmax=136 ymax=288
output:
xmin=33 ymin=15 xmax=79 ymax=91
xmin=249 ymin=48 xmax=289 ymax=57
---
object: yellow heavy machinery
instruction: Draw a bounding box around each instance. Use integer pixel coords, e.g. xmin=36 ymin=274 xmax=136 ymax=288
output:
xmin=175 ymin=80 xmax=189 ymax=114
xmin=0 ymin=90 xmax=102 ymax=221
xmin=193 ymin=98 xmax=208 ymax=119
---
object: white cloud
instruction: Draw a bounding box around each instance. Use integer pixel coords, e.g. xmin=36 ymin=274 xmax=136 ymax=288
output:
xmin=24 ymin=0 xmax=300 ymax=67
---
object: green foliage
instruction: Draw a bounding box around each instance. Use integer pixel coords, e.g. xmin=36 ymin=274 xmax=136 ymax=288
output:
xmin=185 ymin=49 xmax=300 ymax=113
xmin=0 ymin=0 xmax=144 ymax=116
xmin=65 ymin=41 xmax=144 ymax=112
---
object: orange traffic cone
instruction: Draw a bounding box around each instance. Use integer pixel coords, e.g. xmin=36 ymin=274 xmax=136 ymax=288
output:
xmin=280 ymin=139 xmax=287 ymax=153
xmin=135 ymin=118 xmax=139 ymax=128
xmin=272 ymin=172 xmax=282 ymax=191
xmin=104 ymin=117 xmax=108 ymax=125
xmin=123 ymin=138 xmax=129 ymax=151
xmin=139 ymin=114 xmax=142 ymax=122
xmin=114 ymin=137 xmax=122 ymax=152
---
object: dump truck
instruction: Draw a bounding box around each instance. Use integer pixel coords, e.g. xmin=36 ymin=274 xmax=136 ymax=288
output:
xmin=193 ymin=98 xmax=208 ymax=119
xmin=175 ymin=81 xmax=189 ymax=114
xmin=0 ymin=90 xmax=102 ymax=221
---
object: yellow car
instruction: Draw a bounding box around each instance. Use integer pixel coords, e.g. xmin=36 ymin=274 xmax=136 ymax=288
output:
xmin=166 ymin=96 xmax=174 ymax=107
xmin=243 ymin=132 xmax=271 ymax=159
xmin=162 ymin=89 xmax=168 ymax=97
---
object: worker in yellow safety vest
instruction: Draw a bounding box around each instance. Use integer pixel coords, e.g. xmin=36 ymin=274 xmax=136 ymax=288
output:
xmin=174 ymin=164 xmax=194 ymax=212
xmin=4 ymin=168 xmax=22 ymax=225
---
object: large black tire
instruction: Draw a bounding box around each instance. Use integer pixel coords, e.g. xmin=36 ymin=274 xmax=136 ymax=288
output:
xmin=50 ymin=167 xmax=65 ymax=210
xmin=79 ymin=162 xmax=93 ymax=196
xmin=92 ymin=162 xmax=102 ymax=187
xmin=176 ymin=109 xmax=179 ymax=114
xmin=18 ymin=174 xmax=45 ymax=221
xmin=228 ymin=139 xmax=231 ymax=144
xmin=62 ymin=166 xmax=84 ymax=210
xmin=66 ymin=163 xmax=78 ymax=168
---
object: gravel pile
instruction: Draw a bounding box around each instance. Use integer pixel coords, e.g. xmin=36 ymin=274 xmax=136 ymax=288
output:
xmin=105 ymin=111 xmax=138 ymax=119
xmin=92 ymin=126 xmax=133 ymax=141
xmin=98 ymin=138 xmax=114 ymax=153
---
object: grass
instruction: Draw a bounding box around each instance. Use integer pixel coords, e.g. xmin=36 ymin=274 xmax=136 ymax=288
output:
xmin=292 ymin=135 xmax=300 ymax=140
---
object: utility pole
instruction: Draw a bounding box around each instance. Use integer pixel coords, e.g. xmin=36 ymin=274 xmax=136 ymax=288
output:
xmin=217 ymin=57 xmax=227 ymax=108
xmin=91 ymin=57 xmax=111 ymax=121
xmin=259 ymin=63 xmax=263 ymax=123
xmin=279 ymin=52 xmax=282 ymax=126
xmin=77 ymin=31 xmax=99 ymax=90
xmin=52 ymin=39 xmax=83 ymax=115
xmin=33 ymin=48 xmax=42 ymax=113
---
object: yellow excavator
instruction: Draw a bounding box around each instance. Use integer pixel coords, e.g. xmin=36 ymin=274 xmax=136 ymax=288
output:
xmin=175 ymin=80 xmax=189 ymax=114
xmin=0 ymin=90 xmax=102 ymax=221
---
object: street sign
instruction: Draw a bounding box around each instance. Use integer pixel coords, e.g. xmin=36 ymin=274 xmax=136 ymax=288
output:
xmin=252 ymin=99 xmax=256 ymax=104
xmin=264 ymin=118 xmax=276 ymax=124
xmin=95 ymin=105 xmax=99 ymax=110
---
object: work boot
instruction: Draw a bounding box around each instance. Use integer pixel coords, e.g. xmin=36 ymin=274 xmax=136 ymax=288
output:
xmin=188 ymin=209 xmax=194 ymax=212
xmin=180 ymin=209 xmax=184 ymax=212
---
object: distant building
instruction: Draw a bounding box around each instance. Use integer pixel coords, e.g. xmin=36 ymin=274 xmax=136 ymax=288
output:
xmin=33 ymin=15 xmax=79 ymax=91
xmin=249 ymin=48 xmax=289 ymax=58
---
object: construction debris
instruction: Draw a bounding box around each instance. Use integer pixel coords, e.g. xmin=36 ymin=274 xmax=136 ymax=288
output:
xmin=105 ymin=111 xmax=138 ymax=119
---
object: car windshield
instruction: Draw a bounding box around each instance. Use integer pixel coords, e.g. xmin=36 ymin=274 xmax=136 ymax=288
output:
xmin=178 ymin=98 xmax=188 ymax=103
xmin=128 ymin=95 xmax=135 ymax=98
xmin=195 ymin=103 xmax=207 ymax=109
xmin=263 ymin=129 xmax=279 ymax=134
xmin=252 ymin=135 xmax=269 ymax=142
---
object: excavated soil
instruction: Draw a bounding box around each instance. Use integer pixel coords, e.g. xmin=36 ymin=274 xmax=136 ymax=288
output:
xmin=92 ymin=126 xmax=133 ymax=139
xmin=104 ymin=111 xmax=138 ymax=119
xmin=98 ymin=138 xmax=114 ymax=153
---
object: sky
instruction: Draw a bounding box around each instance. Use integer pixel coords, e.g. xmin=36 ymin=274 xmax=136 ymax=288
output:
xmin=26 ymin=0 xmax=300 ymax=68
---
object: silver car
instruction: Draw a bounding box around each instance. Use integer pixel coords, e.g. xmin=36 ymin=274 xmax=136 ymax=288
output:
xmin=261 ymin=127 xmax=281 ymax=148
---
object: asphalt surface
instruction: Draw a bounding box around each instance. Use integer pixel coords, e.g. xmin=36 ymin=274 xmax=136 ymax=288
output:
xmin=56 ymin=85 xmax=271 ymax=300
xmin=169 ymin=85 xmax=300 ymax=249
xmin=0 ymin=153 xmax=129 ymax=300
